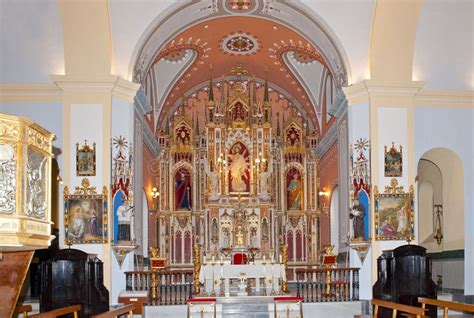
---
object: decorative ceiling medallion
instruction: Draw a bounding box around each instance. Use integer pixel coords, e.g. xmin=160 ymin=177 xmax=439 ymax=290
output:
xmin=225 ymin=0 xmax=255 ymax=13
xmin=221 ymin=32 xmax=260 ymax=55
xmin=163 ymin=49 xmax=188 ymax=63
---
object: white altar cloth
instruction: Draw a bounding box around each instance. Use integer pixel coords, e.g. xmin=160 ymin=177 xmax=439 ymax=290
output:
xmin=198 ymin=263 xmax=285 ymax=295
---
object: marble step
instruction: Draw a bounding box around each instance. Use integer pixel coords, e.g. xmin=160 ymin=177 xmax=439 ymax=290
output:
xmin=222 ymin=304 xmax=269 ymax=313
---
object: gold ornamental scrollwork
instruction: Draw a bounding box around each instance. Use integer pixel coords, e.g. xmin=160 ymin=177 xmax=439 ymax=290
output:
xmin=193 ymin=243 xmax=201 ymax=295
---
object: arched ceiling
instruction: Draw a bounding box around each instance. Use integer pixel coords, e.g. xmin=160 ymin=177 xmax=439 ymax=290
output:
xmin=146 ymin=16 xmax=329 ymax=131
xmin=130 ymin=0 xmax=356 ymax=133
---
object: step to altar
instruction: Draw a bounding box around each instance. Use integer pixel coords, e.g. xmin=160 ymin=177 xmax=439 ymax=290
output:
xmin=143 ymin=299 xmax=362 ymax=318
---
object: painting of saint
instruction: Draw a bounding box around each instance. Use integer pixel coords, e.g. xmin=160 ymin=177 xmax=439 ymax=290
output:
xmin=228 ymin=142 xmax=250 ymax=193
xmin=66 ymin=197 xmax=104 ymax=243
xmin=286 ymin=168 xmax=302 ymax=210
xmin=375 ymin=193 xmax=414 ymax=240
xmin=175 ymin=168 xmax=192 ymax=210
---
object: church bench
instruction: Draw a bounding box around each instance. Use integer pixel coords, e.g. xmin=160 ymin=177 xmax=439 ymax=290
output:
xmin=418 ymin=297 xmax=474 ymax=318
xmin=90 ymin=304 xmax=135 ymax=318
xmin=372 ymin=299 xmax=426 ymax=318
xmin=14 ymin=304 xmax=32 ymax=317
xmin=29 ymin=305 xmax=81 ymax=318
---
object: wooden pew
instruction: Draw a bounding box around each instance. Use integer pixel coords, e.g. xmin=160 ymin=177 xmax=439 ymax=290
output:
xmin=14 ymin=304 xmax=32 ymax=317
xmin=29 ymin=305 xmax=81 ymax=318
xmin=418 ymin=297 xmax=474 ymax=318
xmin=372 ymin=299 xmax=426 ymax=318
xmin=91 ymin=304 xmax=135 ymax=318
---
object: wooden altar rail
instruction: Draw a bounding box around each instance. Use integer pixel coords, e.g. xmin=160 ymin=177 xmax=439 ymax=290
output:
xmin=295 ymin=267 xmax=359 ymax=302
xmin=125 ymin=269 xmax=194 ymax=305
xmin=372 ymin=299 xmax=425 ymax=318
xmin=29 ymin=305 xmax=81 ymax=318
xmin=418 ymin=297 xmax=474 ymax=318
xmin=91 ymin=304 xmax=135 ymax=318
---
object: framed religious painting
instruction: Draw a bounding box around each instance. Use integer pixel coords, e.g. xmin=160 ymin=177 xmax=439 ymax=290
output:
xmin=64 ymin=178 xmax=108 ymax=244
xmin=374 ymin=178 xmax=414 ymax=241
xmin=76 ymin=140 xmax=96 ymax=176
xmin=384 ymin=142 xmax=402 ymax=177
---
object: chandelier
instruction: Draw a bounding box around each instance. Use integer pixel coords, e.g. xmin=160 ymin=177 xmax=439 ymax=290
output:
xmin=230 ymin=0 xmax=252 ymax=11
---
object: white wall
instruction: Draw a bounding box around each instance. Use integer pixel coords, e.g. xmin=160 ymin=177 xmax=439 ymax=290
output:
xmin=330 ymin=187 xmax=340 ymax=254
xmin=414 ymin=106 xmax=474 ymax=294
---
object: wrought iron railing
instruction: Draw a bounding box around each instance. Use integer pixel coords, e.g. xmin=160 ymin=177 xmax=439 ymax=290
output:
xmin=125 ymin=269 xmax=193 ymax=305
xmin=295 ymin=267 xmax=359 ymax=302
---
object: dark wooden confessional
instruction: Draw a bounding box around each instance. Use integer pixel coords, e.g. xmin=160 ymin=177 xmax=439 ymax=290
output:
xmin=373 ymin=244 xmax=437 ymax=318
xmin=39 ymin=248 xmax=109 ymax=318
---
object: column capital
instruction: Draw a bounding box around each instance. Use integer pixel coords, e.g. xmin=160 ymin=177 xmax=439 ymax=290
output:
xmin=343 ymin=80 xmax=425 ymax=105
xmin=50 ymin=74 xmax=140 ymax=101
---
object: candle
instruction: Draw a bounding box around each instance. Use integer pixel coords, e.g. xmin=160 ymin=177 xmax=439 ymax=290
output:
xmin=212 ymin=255 xmax=215 ymax=263
xmin=263 ymin=255 xmax=266 ymax=262
xmin=220 ymin=255 xmax=223 ymax=262
xmin=271 ymin=254 xmax=274 ymax=263
xmin=279 ymin=255 xmax=282 ymax=263
xmin=221 ymin=265 xmax=224 ymax=277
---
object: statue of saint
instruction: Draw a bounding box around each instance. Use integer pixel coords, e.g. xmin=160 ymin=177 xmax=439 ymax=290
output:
xmin=228 ymin=144 xmax=249 ymax=192
xmin=204 ymin=159 xmax=219 ymax=197
xmin=235 ymin=224 xmax=245 ymax=245
xmin=117 ymin=199 xmax=133 ymax=241
xmin=350 ymin=199 xmax=365 ymax=239
xmin=287 ymin=171 xmax=302 ymax=210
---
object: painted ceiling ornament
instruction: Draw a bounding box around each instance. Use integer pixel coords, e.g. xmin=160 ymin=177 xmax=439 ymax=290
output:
xmin=226 ymin=0 xmax=255 ymax=12
xmin=221 ymin=32 xmax=261 ymax=55
xmin=292 ymin=51 xmax=317 ymax=65
xmin=163 ymin=49 xmax=188 ymax=63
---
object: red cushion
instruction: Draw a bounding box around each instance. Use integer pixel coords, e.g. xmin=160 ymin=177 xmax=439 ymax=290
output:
xmin=187 ymin=298 xmax=217 ymax=303
xmin=232 ymin=253 xmax=247 ymax=265
xmin=274 ymin=297 xmax=303 ymax=302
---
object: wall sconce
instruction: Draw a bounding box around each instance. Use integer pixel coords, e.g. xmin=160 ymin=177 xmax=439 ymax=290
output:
xmin=318 ymin=191 xmax=329 ymax=197
xmin=433 ymin=204 xmax=443 ymax=245
xmin=150 ymin=187 xmax=160 ymax=213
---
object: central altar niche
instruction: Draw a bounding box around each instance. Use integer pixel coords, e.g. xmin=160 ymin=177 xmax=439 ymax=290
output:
xmin=219 ymin=202 xmax=260 ymax=250
xmin=228 ymin=142 xmax=250 ymax=194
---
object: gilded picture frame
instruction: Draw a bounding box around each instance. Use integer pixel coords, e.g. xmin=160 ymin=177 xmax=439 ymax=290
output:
xmin=64 ymin=178 xmax=108 ymax=244
xmin=384 ymin=142 xmax=402 ymax=177
xmin=76 ymin=140 xmax=96 ymax=176
xmin=375 ymin=178 xmax=414 ymax=241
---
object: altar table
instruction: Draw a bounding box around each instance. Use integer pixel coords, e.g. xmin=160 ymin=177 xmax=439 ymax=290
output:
xmin=198 ymin=263 xmax=285 ymax=296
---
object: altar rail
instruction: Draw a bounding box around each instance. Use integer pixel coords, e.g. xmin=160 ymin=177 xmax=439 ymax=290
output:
xmin=295 ymin=267 xmax=359 ymax=302
xmin=125 ymin=269 xmax=194 ymax=305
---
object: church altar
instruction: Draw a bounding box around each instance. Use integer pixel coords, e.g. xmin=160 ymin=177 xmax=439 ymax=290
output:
xmin=199 ymin=262 xmax=285 ymax=296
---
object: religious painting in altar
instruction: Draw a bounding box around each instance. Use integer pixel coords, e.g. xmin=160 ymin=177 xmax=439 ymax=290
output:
xmin=349 ymin=138 xmax=371 ymax=241
xmin=375 ymin=178 xmax=414 ymax=241
xmin=384 ymin=142 xmax=402 ymax=177
xmin=286 ymin=168 xmax=303 ymax=210
xmin=286 ymin=125 xmax=301 ymax=146
xmin=64 ymin=178 xmax=108 ymax=244
xmin=175 ymin=167 xmax=192 ymax=210
xmin=231 ymin=101 xmax=247 ymax=122
xmin=228 ymin=142 xmax=250 ymax=193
